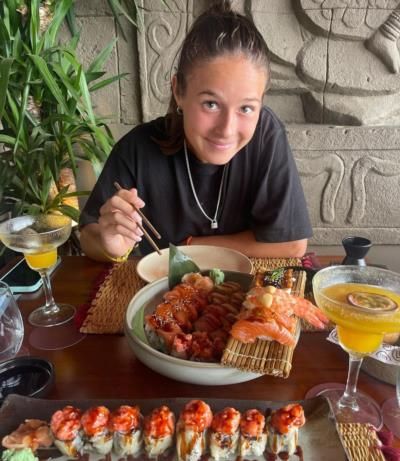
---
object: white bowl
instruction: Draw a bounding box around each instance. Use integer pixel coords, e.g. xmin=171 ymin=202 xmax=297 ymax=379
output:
xmin=124 ymin=272 xmax=261 ymax=385
xmin=136 ymin=245 xmax=253 ymax=283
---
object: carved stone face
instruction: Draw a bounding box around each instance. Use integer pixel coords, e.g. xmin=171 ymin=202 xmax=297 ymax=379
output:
xmin=172 ymin=53 xmax=268 ymax=164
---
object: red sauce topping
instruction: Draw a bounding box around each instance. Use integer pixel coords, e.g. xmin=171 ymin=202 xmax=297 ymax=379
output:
xmin=179 ymin=400 xmax=213 ymax=432
xmin=81 ymin=406 xmax=110 ymax=437
xmin=144 ymin=406 xmax=175 ymax=438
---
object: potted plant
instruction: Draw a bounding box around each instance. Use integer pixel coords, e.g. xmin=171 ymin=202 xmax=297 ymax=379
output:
xmin=0 ymin=0 xmax=127 ymax=221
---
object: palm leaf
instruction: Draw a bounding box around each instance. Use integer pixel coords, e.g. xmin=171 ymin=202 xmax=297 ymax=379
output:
xmin=29 ymin=54 xmax=69 ymax=113
xmin=43 ymin=0 xmax=73 ymax=48
xmin=0 ymin=58 xmax=13 ymax=118
xmin=89 ymin=73 xmax=129 ymax=92
xmin=87 ymin=38 xmax=118 ymax=74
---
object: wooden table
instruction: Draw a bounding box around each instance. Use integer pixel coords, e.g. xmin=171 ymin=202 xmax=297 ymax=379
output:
xmin=8 ymin=255 xmax=394 ymax=405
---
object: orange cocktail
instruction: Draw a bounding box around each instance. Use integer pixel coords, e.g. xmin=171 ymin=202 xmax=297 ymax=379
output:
xmin=24 ymin=249 xmax=57 ymax=271
xmin=318 ymin=283 xmax=400 ymax=355
xmin=312 ymin=264 xmax=400 ymax=429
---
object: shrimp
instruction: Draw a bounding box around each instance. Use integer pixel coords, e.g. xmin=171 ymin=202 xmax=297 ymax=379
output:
xmin=243 ymin=286 xmax=328 ymax=330
xmin=273 ymin=289 xmax=329 ymax=329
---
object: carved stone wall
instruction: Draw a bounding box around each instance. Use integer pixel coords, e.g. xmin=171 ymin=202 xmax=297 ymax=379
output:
xmin=74 ymin=0 xmax=400 ymax=247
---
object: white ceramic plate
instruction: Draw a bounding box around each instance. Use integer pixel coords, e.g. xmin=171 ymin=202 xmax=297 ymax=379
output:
xmin=136 ymin=245 xmax=253 ymax=283
xmin=124 ymin=272 xmax=261 ymax=385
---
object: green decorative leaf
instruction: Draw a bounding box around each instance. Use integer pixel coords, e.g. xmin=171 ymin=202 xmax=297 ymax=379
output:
xmin=168 ymin=243 xmax=200 ymax=289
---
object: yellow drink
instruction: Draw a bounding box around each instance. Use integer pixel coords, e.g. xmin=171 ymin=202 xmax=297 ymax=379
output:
xmin=24 ymin=249 xmax=57 ymax=270
xmin=318 ymin=283 xmax=400 ymax=355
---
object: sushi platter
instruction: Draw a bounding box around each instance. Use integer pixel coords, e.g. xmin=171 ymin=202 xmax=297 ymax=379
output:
xmin=0 ymin=394 xmax=347 ymax=461
xmin=124 ymin=266 xmax=326 ymax=384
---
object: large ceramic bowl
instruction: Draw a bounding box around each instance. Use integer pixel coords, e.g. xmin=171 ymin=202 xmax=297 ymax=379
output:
xmin=124 ymin=271 xmax=261 ymax=385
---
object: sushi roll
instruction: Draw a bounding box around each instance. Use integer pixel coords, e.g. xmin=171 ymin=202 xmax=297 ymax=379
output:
xmin=110 ymin=405 xmax=143 ymax=456
xmin=209 ymin=407 xmax=241 ymax=461
xmin=239 ymin=409 xmax=267 ymax=457
xmin=50 ymin=406 xmax=83 ymax=457
xmin=81 ymin=406 xmax=113 ymax=454
xmin=176 ymin=400 xmax=213 ymax=461
xmin=143 ymin=405 xmax=175 ymax=458
xmin=266 ymin=404 xmax=305 ymax=456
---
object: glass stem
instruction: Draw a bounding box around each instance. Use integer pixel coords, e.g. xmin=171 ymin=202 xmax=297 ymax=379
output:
xmin=338 ymin=353 xmax=363 ymax=411
xmin=38 ymin=270 xmax=59 ymax=314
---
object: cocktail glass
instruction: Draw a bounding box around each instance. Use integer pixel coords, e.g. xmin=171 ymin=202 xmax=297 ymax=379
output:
xmin=0 ymin=215 xmax=74 ymax=327
xmin=312 ymin=265 xmax=400 ymax=429
xmin=0 ymin=281 xmax=24 ymax=361
xmin=381 ymin=366 xmax=400 ymax=437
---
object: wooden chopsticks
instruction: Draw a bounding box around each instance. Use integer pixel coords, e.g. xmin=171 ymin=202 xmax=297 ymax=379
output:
xmin=114 ymin=182 xmax=162 ymax=255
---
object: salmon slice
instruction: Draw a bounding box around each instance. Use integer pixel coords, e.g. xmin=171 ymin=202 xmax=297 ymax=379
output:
xmin=230 ymin=319 xmax=296 ymax=346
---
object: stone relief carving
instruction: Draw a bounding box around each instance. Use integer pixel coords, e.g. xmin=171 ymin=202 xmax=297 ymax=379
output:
xmin=348 ymin=156 xmax=400 ymax=223
xmin=295 ymin=153 xmax=344 ymax=223
xmin=251 ymin=0 xmax=400 ymax=125
xmin=138 ymin=0 xmax=192 ymax=121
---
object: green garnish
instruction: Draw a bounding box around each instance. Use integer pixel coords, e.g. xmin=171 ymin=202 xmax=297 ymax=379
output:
xmin=209 ymin=268 xmax=225 ymax=285
xmin=168 ymin=243 xmax=200 ymax=289
xmin=2 ymin=449 xmax=38 ymax=461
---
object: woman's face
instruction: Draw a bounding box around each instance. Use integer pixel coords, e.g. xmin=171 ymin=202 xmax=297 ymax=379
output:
xmin=173 ymin=54 xmax=268 ymax=164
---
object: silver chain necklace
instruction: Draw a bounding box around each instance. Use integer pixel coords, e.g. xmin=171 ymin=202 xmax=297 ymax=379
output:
xmin=184 ymin=140 xmax=228 ymax=229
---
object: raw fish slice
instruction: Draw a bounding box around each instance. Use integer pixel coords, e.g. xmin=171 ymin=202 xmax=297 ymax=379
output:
xmin=2 ymin=420 xmax=53 ymax=451
xmin=230 ymin=318 xmax=296 ymax=346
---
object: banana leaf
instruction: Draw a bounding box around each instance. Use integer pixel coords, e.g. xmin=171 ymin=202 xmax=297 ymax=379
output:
xmin=168 ymin=243 xmax=200 ymax=289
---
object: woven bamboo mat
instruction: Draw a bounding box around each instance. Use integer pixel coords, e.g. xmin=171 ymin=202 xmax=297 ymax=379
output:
xmin=337 ymin=423 xmax=385 ymax=461
xmin=79 ymin=259 xmax=146 ymax=334
xmin=220 ymin=269 xmax=306 ymax=378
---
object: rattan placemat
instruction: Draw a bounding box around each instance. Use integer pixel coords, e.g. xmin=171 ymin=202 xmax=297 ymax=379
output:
xmin=79 ymin=260 xmax=146 ymax=334
xmin=337 ymin=423 xmax=385 ymax=461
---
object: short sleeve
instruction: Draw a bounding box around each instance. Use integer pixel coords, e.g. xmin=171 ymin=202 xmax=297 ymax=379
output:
xmin=250 ymin=120 xmax=312 ymax=242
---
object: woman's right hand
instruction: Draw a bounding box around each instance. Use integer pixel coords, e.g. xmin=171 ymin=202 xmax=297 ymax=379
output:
xmin=97 ymin=188 xmax=145 ymax=258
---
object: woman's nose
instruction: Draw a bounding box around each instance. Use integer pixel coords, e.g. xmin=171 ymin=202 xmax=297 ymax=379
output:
xmin=215 ymin=110 xmax=236 ymax=137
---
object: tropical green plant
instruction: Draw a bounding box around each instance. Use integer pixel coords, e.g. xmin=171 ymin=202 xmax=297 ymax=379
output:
xmin=0 ymin=0 xmax=127 ymax=221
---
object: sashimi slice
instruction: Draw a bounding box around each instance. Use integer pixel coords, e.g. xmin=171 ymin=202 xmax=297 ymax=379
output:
xmin=230 ymin=319 xmax=296 ymax=346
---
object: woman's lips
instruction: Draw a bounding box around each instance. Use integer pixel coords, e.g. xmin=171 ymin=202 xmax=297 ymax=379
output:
xmin=206 ymin=139 xmax=235 ymax=150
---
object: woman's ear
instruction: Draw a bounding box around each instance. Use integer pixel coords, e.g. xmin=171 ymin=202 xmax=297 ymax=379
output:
xmin=171 ymin=74 xmax=180 ymax=105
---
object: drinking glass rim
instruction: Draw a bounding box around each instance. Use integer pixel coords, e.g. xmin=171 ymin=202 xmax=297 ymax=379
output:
xmin=0 ymin=214 xmax=71 ymax=238
xmin=313 ymin=265 xmax=400 ymax=317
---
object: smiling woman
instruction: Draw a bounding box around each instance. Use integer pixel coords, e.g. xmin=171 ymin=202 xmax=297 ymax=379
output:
xmin=79 ymin=0 xmax=312 ymax=262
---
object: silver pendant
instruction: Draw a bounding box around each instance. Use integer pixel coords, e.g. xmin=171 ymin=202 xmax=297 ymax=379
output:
xmin=211 ymin=220 xmax=218 ymax=229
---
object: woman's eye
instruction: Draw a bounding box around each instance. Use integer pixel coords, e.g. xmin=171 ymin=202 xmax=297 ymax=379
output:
xmin=203 ymin=101 xmax=219 ymax=110
xmin=240 ymin=105 xmax=254 ymax=114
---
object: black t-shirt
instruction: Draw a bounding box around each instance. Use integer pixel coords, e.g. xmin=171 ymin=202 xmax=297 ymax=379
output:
xmin=80 ymin=107 xmax=312 ymax=255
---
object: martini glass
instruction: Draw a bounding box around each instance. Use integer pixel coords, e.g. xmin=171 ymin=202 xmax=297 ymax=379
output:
xmin=0 ymin=215 xmax=75 ymax=327
xmin=312 ymin=265 xmax=400 ymax=429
